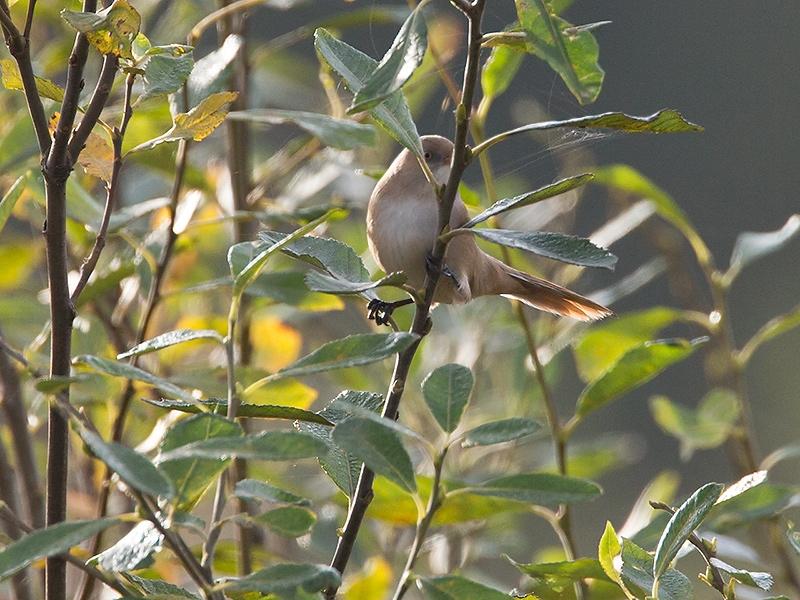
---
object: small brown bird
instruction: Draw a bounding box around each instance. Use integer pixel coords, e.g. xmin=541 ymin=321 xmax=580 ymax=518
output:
xmin=366 ymin=135 xmax=612 ymax=323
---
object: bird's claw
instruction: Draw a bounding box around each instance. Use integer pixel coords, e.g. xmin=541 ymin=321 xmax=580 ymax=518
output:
xmin=367 ymin=298 xmax=395 ymax=326
xmin=426 ymin=254 xmax=457 ymax=281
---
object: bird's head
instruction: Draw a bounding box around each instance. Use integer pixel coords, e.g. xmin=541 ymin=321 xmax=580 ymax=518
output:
xmin=420 ymin=135 xmax=454 ymax=183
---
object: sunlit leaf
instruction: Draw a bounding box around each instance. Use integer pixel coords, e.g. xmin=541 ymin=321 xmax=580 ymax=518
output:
xmin=0 ymin=519 xmax=121 ymax=579
xmin=728 ymin=214 xmax=800 ymax=276
xmin=575 ymin=338 xmax=705 ymax=420
xmin=481 ymin=44 xmax=524 ymax=104
xmin=186 ymin=33 xmax=242 ymax=104
xmin=461 ymin=418 xmax=541 ymax=448
xmin=234 ymin=479 xmax=309 ymax=507
xmin=145 ymin=398 xmax=332 ymax=425
xmin=598 ymin=521 xmax=636 ymax=599
xmin=73 ymin=354 xmax=195 ymax=402
xmin=739 ymin=305 xmax=800 ymax=366
xmin=219 ymin=563 xmax=341 ymax=595
xmin=118 ymin=329 xmax=223 ymax=359
xmin=157 ymin=431 xmax=326 ymax=462
xmin=61 ymin=0 xmax=141 ymax=59
xmin=0 ymin=58 xmax=64 ymax=101
xmin=0 ymin=175 xmax=26 ymax=237
xmin=511 ymin=557 xmax=612 ymax=583
xmin=348 ymin=4 xmax=427 ymax=113
xmin=419 ymin=575 xmax=510 ymax=600
xmin=138 ymin=40 xmax=194 ymax=103
xmin=305 ymin=270 xmax=407 ymax=295
xmin=708 ymin=483 xmax=799 ymax=531
xmin=463 ymin=472 xmax=601 ymax=506
xmin=123 ymin=574 xmax=200 ymax=599
xmin=422 ymin=363 xmax=473 ymax=433
xmin=463 ymin=174 xmax=594 ymax=228
xmin=709 ymin=558 xmax=773 ymax=591
xmin=653 ymin=482 xmax=724 ymax=579
xmin=314 ymin=28 xmax=423 ymax=156
xmin=229 ymin=109 xmax=376 ymax=150
xmin=256 ymin=506 xmax=316 ymax=538
xmin=93 ymin=521 xmax=162 ymax=572
xmin=343 ymin=557 xmax=392 ymax=600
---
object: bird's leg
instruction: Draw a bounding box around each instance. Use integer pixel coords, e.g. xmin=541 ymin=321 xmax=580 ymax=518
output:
xmin=367 ymin=298 xmax=414 ymax=326
xmin=425 ymin=253 xmax=458 ymax=282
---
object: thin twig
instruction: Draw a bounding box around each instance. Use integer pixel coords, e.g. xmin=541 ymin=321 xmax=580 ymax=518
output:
xmin=67 ymin=54 xmax=120 ymax=162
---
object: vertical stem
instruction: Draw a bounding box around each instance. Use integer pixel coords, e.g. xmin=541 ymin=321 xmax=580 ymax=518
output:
xmin=0 ymin=432 xmax=34 ymax=600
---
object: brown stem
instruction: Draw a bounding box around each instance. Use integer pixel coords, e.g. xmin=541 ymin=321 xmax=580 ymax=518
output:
xmin=67 ymin=54 xmax=120 ymax=161
xmin=324 ymin=2 xmax=487 ymax=597
xmin=0 ymin=439 xmax=34 ymax=600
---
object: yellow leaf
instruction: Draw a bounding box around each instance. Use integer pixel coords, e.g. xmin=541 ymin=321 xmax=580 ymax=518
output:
xmin=249 ymin=314 xmax=301 ymax=372
xmin=0 ymin=58 xmax=64 ymax=101
xmin=78 ymin=131 xmax=114 ymax=182
xmin=242 ymin=378 xmax=317 ymax=409
xmin=174 ymin=91 xmax=240 ymax=141
xmin=343 ymin=557 xmax=392 ymax=600
xmin=0 ymin=243 xmax=40 ymax=290
xmin=61 ymin=0 xmax=141 ymax=59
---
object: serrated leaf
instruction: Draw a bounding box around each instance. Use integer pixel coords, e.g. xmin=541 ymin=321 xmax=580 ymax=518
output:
xmin=620 ymin=539 xmax=693 ymax=600
xmin=117 ymin=329 xmax=223 ymax=359
xmin=419 ymin=575 xmax=510 ymax=600
xmin=304 ymin=270 xmax=407 ymax=295
xmin=463 ymin=174 xmax=594 ymax=228
xmin=349 ymin=4 xmax=427 ymax=113
xmin=422 ymin=363 xmax=473 ymax=433
xmin=145 ymin=398 xmax=333 ymax=425
xmin=73 ymin=354 xmax=195 ymax=403
xmin=457 ymin=228 xmax=617 ymax=269
xmin=461 ymin=418 xmax=541 ymax=448
xmin=0 ymin=519 xmax=121 ymax=579
xmin=0 ymin=58 xmax=64 ymax=101
xmin=158 ymin=431 xmax=326 ymax=462
xmin=709 ymin=558 xmax=773 ymax=590
xmin=220 ymin=563 xmax=341 ymax=595
xmin=729 ymin=214 xmax=800 ymax=275
xmin=156 ymin=414 xmax=241 ymax=509
xmin=138 ymin=43 xmax=194 ymax=103
xmin=653 ymin=482 xmax=725 ymax=579
xmin=650 ymin=389 xmax=740 ymax=460
xmin=128 ymin=91 xmax=238 ymax=153
xmin=61 ymin=0 xmax=141 ymax=59
xmin=80 ymin=427 xmax=175 ymax=499
xmin=228 ymin=109 xmax=376 ymax=150
xmin=234 ymin=479 xmax=309 ymax=506
xmin=598 ymin=521 xmax=635 ymax=598
xmin=576 ymin=338 xmax=704 ymax=419
xmin=94 ymin=521 xmax=162 ymax=572
xmin=515 ymin=0 xmax=604 ymax=104
xmin=481 ymin=44 xmax=524 ymax=103
xmin=332 ymin=417 xmax=416 ymax=492
xmin=314 ymin=28 xmax=423 ymax=156
xmin=257 ymin=506 xmax=316 ymax=538
xmin=463 ymin=472 xmax=601 ymax=506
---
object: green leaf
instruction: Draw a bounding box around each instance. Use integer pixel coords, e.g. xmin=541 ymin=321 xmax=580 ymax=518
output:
xmin=228 ymin=109 xmax=376 ymax=150
xmin=650 ymin=389 xmax=740 ymax=459
xmin=314 ymin=28 xmax=423 ymax=156
xmin=421 ymin=363 xmax=473 ymax=433
xmin=34 ymin=375 xmax=85 ymax=393
xmin=61 ymin=0 xmax=141 ymax=59
xmin=463 ymin=472 xmax=601 ymax=506
xmin=220 ymin=563 xmax=341 ymax=595
xmin=575 ymin=338 xmax=705 ymax=419
xmin=620 ymin=539 xmax=693 ymax=600
xmin=73 ymin=354 xmax=195 ymax=403
xmin=708 ymin=483 xmax=799 ymax=531
xmin=481 ymin=44 xmax=524 ymax=104
xmin=127 ymin=91 xmax=239 ymax=153
xmin=717 ymin=471 xmax=768 ymax=504
xmin=348 ymin=4 xmax=427 ymax=113
xmin=0 ymin=518 xmax=121 ymax=579
xmin=573 ymin=307 xmax=686 ymax=382
xmin=265 ymin=332 xmax=418 ymax=382
xmin=157 ymin=431 xmax=326 ymax=462
xmin=233 ymin=209 xmax=342 ymax=294
xmin=0 ymin=175 xmax=25 ymax=236
xmin=297 ymin=390 xmax=383 ymax=497
xmin=332 ymin=417 xmax=416 ymax=492
xmin=511 ymin=557 xmax=612 ymax=583
xmin=598 ymin=521 xmax=635 ymax=598
xmin=186 ymin=33 xmax=242 ymax=104
xmin=457 ymin=228 xmax=616 ymax=269
xmin=123 ymin=573 xmax=200 ymax=599
xmin=117 ymin=329 xmax=223 ymax=359
xmin=138 ymin=42 xmax=194 ymax=103
xmin=0 ymin=60 xmax=64 ymax=102
xmin=515 ymin=0 xmax=604 ymax=104
xmin=80 ymin=427 xmax=175 ymax=499
xmin=233 ymin=479 xmax=310 ymax=506
xmin=739 ymin=305 xmax=800 ymax=366
xmin=94 ymin=521 xmax=162 ymax=572
xmin=305 ymin=270 xmax=407 ymax=295
xmin=461 ymin=418 xmax=541 ymax=448
xmin=157 ymin=414 xmax=241 ymax=509
xmin=463 ymin=174 xmax=594 ymax=228
xmin=709 ymin=558 xmax=773 ymax=590
xmin=256 ymin=506 xmax=316 ymax=538
xmin=245 ymin=270 xmax=345 ymax=310
xmin=728 ymin=214 xmax=800 ymax=276
xmin=419 ymin=575 xmax=511 ymax=600
xmin=653 ymin=482 xmax=725 ymax=579
xmin=145 ymin=398 xmax=333 ymax=425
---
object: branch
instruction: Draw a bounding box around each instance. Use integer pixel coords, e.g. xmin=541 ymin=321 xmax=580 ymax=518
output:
xmin=67 ymin=54 xmax=120 ymax=161
xmin=0 ymin=443 xmax=34 ymax=600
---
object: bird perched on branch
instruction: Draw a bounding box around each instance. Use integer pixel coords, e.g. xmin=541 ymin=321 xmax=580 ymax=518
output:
xmin=366 ymin=135 xmax=612 ymax=324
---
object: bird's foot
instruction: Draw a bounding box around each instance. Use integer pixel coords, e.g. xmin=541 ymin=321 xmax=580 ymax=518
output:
xmin=425 ymin=254 xmax=457 ymax=282
xmin=367 ymin=298 xmax=413 ymax=326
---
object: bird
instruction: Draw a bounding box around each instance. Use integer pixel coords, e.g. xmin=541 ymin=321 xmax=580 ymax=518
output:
xmin=365 ymin=135 xmax=612 ymax=324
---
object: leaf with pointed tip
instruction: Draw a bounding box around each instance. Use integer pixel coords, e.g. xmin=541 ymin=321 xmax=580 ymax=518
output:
xmin=620 ymin=539 xmax=693 ymax=600
xmin=598 ymin=521 xmax=635 ymax=598
xmin=461 ymin=418 xmax=541 ymax=448
xmin=422 ymin=364 xmax=473 ymax=433
xmin=0 ymin=518 xmax=121 ymax=579
xmin=463 ymin=472 xmax=601 ymax=506
xmin=61 ymin=0 xmax=141 ymax=59
xmin=219 ymin=563 xmax=341 ymax=595
xmin=0 ymin=59 xmax=64 ymax=102
xmin=332 ymin=417 xmax=416 ymax=492
xmin=138 ymin=42 xmax=194 ymax=103
xmin=728 ymin=214 xmax=800 ymax=276
xmin=93 ymin=521 xmax=162 ymax=572
xmin=653 ymin=482 xmax=725 ymax=579
xmin=709 ymin=558 xmax=773 ymax=590
xmin=0 ymin=174 xmax=26 ymax=236
xmin=511 ymin=556 xmax=611 ymax=583
xmin=464 ymin=174 xmax=594 ymax=228
xmin=314 ymin=28 xmax=423 ymax=156
xmin=234 ymin=479 xmax=309 ymax=506
xmin=228 ymin=109 xmax=376 ymax=150
xmin=80 ymin=427 xmax=175 ymax=499
xmin=186 ymin=34 xmax=242 ymax=104
xmin=256 ymin=506 xmax=316 ymax=538
xmin=117 ymin=329 xmax=223 ymax=359
xmin=123 ymin=574 xmax=200 ymax=599
xmin=158 ymin=431 xmax=326 ymax=462
xmin=418 ymin=575 xmax=510 ymax=600
xmin=349 ymin=5 xmax=427 ymax=113
xmin=145 ymin=398 xmax=333 ymax=425
xmin=305 ymin=270 xmax=407 ymax=295
xmin=481 ymin=44 xmax=524 ymax=103
xmin=708 ymin=483 xmax=800 ymax=531
xmin=576 ymin=338 xmax=705 ymax=419
xmin=457 ymin=228 xmax=617 ymax=269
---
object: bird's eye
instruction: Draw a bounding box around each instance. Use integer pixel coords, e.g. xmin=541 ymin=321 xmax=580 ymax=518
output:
xmin=424 ymin=151 xmax=432 ymax=160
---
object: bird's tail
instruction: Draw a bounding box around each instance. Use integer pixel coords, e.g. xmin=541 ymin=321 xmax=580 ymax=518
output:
xmin=475 ymin=255 xmax=613 ymax=321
